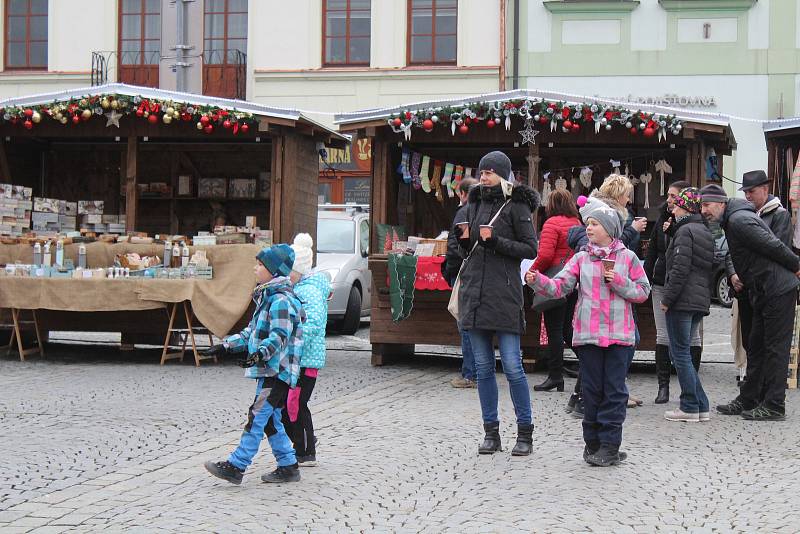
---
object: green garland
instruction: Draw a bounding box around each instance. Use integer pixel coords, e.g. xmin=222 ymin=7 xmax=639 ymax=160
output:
xmin=0 ymin=93 xmax=259 ymax=134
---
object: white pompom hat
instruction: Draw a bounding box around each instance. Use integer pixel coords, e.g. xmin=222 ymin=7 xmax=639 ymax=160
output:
xmin=290 ymin=233 xmax=314 ymax=275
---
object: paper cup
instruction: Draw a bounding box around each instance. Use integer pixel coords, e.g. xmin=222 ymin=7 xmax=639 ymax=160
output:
xmin=479 ymin=225 xmax=493 ymax=240
xmin=601 ymin=259 xmax=615 ymax=274
xmin=457 ymin=222 xmax=470 ymax=238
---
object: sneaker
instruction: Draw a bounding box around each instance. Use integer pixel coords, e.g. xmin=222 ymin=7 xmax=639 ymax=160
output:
xmin=261 ymin=464 xmax=301 ymax=483
xmin=699 ymin=412 xmax=710 ymax=422
xmin=204 ymin=460 xmax=243 ymax=485
xmin=716 ymin=399 xmax=745 ymax=415
xmin=741 ymin=405 xmax=786 ymax=421
xmin=664 ymin=409 xmax=700 ymax=422
xmin=297 ymin=454 xmax=317 ymax=467
xmin=451 ymin=376 xmax=477 ymax=388
xmin=565 ymin=393 xmax=579 ymax=414
xmin=571 ymin=397 xmax=585 ymax=419
xmin=586 ymin=444 xmax=626 ymax=467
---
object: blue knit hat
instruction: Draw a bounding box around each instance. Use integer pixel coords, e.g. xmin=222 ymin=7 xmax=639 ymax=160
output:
xmin=256 ymin=244 xmax=295 ymax=277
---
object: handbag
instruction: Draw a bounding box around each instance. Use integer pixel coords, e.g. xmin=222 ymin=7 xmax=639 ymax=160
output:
xmin=447 ymin=200 xmax=511 ymax=321
xmin=530 ymin=259 xmax=568 ymax=313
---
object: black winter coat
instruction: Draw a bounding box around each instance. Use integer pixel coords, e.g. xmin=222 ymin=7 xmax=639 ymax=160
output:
xmin=458 ymin=184 xmax=540 ymax=334
xmin=662 ymin=213 xmax=714 ymax=315
xmin=442 ymin=202 xmax=469 ymax=285
xmin=722 ymin=198 xmax=800 ymax=302
xmin=644 ymin=204 xmax=674 ymax=286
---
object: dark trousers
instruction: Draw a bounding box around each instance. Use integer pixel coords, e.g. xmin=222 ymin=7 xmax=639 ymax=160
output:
xmin=739 ymin=289 xmax=796 ymax=413
xmin=737 ymin=292 xmax=754 ymax=354
xmin=281 ymin=369 xmax=318 ymax=456
xmin=574 ymin=344 xmax=633 ymax=447
xmin=543 ymin=291 xmax=578 ymax=381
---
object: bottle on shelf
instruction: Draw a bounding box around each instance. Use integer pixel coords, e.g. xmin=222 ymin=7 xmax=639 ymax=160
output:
xmin=181 ymin=242 xmax=190 ymax=267
xmin=163 ymin=240 xmax=172 ymax=268
xmin=78 ymin=244 xmax=87 ymax=269
xmin=55 ymin=239 xmax=64 ymax=268
xmin=33 ymin=242 xmax=42 ymax=266
xmin=43 ymin=242 xmax=52 ymax=267
xmin=171 ymin=242 xmax=180 ymax=268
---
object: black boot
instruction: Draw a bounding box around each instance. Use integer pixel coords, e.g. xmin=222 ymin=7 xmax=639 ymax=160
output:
xmin=583 ymin=440 xmax=600 ymax=463
xmin=511 ymin=424 xmax=534 ymax=456
xmin=586 ymin=444 xmax=627 ymax=467
xmin=654 ymin=344 xmax=670 ymax=404
xmin=691 ymin=346 xmax=702 ymax=372
xmin=204 ymin=460 xmax=244 ymax=485
xmin=533 ymin=377 xmax=565 ymax=392
xmin=260 ymin=463 xmax=301 ymax=483
xmin=478 ymin=422 xmax=502 ymax=454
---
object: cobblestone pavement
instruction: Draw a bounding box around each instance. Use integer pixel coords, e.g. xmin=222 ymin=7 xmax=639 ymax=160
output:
xmin=2 ymin=306 xmax=799 ymax=533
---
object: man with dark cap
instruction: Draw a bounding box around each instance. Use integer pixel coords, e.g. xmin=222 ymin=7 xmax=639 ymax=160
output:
xmin=725 ymin=170 xmax=793 ymax=391
xmin=700 ymin=183 xmax=800 ymax=421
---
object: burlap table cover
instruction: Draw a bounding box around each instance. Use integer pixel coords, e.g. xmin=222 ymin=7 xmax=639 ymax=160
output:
xmin=0 ymin=242 xmax=261 ymax=337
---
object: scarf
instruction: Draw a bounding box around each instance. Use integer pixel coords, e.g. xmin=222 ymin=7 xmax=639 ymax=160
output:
xmin=586 ymin=239 xmax=623 ymax=260
xmin=757 ymin=196 xmax=782 ymax=217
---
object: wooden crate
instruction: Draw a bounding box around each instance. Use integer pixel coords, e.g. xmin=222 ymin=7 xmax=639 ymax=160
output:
xmin=419 ymin=238 xmax=447 ymax=256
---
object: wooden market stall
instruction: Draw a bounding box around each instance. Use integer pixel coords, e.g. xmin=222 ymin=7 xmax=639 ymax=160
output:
xmin=336 ymin=89 xmax=735 ymax=366
xmin=0 ymin=84 xmax=346 ymax=354
xmin=764 ymin=117 xmax=800 ymax=213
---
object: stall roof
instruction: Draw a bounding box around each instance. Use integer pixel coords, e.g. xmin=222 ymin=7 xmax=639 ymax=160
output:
xmin=0 ymin=83 xmax=348 ymax=144
xmin=763 ymin=117 xmax=800 ymax=134
xmin=335 ymin=88 xmax=734 ymax=137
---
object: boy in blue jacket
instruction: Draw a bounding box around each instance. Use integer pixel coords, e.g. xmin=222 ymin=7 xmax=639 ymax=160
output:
xmin=203 ymin=244 xmax=305 ymax=485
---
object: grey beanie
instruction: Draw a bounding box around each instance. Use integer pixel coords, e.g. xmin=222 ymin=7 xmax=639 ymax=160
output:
xmin=579 ymin=197 xmax=623 ymax=239
xmin=478 ymin=150 xmax=512 ymax=181
xmin=699 ymin=183 xmax=728 ymax=203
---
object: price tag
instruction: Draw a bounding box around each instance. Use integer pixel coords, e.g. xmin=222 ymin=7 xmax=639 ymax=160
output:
xmin=82 ymin=270 xmax=93 ymax=278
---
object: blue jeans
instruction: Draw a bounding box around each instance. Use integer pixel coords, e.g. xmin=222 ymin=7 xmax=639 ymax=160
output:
xmin=574 ymin=344 xmax=632 ymax=447
xmin=460 ymin=328 xmax=477 ymax=381
xmin=467 ymin=329 xmax=532 ymax=425
xmin=228 ymin=378 xmax=297 ymax=471
xmin=665 ymin=310 xmax=709 ymax=413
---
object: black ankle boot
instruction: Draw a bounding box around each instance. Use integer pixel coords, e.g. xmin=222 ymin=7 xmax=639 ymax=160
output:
xmin=565 ymin=393 xmax=579 ymax=413
xmin=533 ymin=377 xmax=565 ymax=392
xmin=583 ymin=440 xmax=600 ymax=463
xmin=478 ymin=422 xmax=502 ymax=454
xmin=654 ymin=344 xmax=670 ymax=404
xmin=511 ymin=424 xmax=534 ymax=456
xmin=586 ymin=444 xmax=626 ymax=467
xmin=691 ymin=346 xmax=702 ymax=372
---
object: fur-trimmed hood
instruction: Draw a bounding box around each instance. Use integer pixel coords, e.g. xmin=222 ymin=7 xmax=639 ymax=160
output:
xmin=589 ymin=189 xmax=628 ymax=222
xmin=468 ymin=183 xmax=541 ymax=212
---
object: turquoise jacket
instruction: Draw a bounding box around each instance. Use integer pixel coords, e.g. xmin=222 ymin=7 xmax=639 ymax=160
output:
xmin=293 ymin=272 xmax=330 ymax=369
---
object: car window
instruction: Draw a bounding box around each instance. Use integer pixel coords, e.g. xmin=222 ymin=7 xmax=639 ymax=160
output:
xmin=359 ymin=219 xmax=370 ymax=255
xmin=317 ymin=219 xmax=355 ymax=253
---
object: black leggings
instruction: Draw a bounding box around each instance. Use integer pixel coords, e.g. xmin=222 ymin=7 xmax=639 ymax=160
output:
xmin=281 ymin=369 xmax=318 ymax=456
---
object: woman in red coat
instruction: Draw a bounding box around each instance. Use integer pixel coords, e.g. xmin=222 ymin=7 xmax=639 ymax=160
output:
xmin=531 ymin=189 xmax=582 ymax=392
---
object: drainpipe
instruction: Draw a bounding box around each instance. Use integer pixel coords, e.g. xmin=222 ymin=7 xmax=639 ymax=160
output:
xmin=173 ymin=0 xmax=193 ymax=92
xmin=499 ymin=0 xmax=506 ymax=91
xmin=512 ymin=0 xmax=520 ymax=90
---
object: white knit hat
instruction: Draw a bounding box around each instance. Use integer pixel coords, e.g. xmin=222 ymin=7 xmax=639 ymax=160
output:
xmin=290 ymin=233 xmax=314 ymax=275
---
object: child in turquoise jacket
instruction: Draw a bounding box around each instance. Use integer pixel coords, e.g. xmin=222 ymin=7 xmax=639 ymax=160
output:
xmin=284 ymin=233 xmax=331 ymax=465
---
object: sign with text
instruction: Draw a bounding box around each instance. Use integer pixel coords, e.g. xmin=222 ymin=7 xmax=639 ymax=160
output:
xmin=320 ymin=137 xmax=372 ymax=172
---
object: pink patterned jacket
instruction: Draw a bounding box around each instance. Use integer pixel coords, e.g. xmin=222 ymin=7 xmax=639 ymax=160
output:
xmin=530 ymin=240 xmax=651 ymax=348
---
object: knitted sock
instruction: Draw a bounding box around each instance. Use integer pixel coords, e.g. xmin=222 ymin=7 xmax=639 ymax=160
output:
xmin=453 ymin=165 xmax=464 ymax=190
xmin=420 ymin=156 xmax=431 ymax=193
xmin=431 ymin=160 xmax=444 ymax=203
xmin=398 ymin=148 xmax=412 ymax=184
xmin=441 ymin=163 xmax=455 ymax=198
xmin=410 ymin=152 xmax=422 ymax=190
xmin=464 ymin=167 xmax=473 ymax=181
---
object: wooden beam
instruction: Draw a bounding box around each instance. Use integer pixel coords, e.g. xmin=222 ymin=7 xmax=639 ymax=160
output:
xmin=370 ymin=133 xmax=389 ymax=255
xmin=125 ymin=136 xmax=138 ymax=232
xmin=339 ymin=118 xmax=390 ymax=133
xmin=270 ymin=135 xmax=285 ymax=241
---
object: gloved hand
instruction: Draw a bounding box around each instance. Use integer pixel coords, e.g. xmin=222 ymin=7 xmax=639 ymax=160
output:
xmin=237 ymin=352 xmax=262 ymax=368
xmin=479 ymin=236 xmax=497 ymax=249
xmin=201 ymin=344 xmax=227 ymax=357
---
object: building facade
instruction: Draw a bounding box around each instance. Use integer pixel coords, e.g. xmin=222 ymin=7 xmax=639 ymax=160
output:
xmin=510 ymin=0 xmax=800 ymax=194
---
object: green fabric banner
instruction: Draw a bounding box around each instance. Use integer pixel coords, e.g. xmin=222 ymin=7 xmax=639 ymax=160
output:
xmin=387 ymin=254 xmax=417 ymax=322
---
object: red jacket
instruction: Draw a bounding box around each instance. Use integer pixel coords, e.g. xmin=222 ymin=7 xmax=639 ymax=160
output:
xmin=531 ymin=215 xmax=582 ymax=273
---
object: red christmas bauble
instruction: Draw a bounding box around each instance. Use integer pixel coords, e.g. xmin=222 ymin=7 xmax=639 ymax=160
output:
xmin=223 ymin=120 xmax=232 ymax=129
xmin=605 ymin=111 xmax=614 ymax=121
xmin=181 ymin=112 xmax=191 ymax=121
xmin=643 ymin=127 xmax=656 ymax=138
xmin=571 ymin=124 xmax=580 ymax=132
xmin=404 ymin=112 xmax=412 ymax=120
xmin=204 ymin=124 xmax=214 ymax=134
xmin=392 ymin=118 xmax=402 ymax=127
xmin=422 ymin=119 xmax=434 ymax=131
xmin=240 ymin=123 xmax=249 ymax=134
xmin=10 ymin=117 xmax=18 ymax=125
xmin=539 ymin=116 xmax=548 ymax=124
xmin=211 ymin=114 xmax=219 ymax=122
xmin=24 ymin=109 xmax=33 ymax=117
xmin=563 ymin=120 xmax=573 ymax=129
xmin=459 ymin=124 xmax=469 ymax=134
xmin=72 ymin=115 xmax=80 ymax=124
xmin=486 ymin=119 xmax=495 ymax=128
xmin=200 ymin=115 xmax=210 ymax=125
xmin=23 ymin=120 xmax=32 ymax=130
xmin=630 ymin=127 xmax=638 ymax=135
xmin=148 ymin=114 xmax=159 ymax=124
xmin=561 ymin=108 xmax=571 ymax=119
xmin=136 ymin=109 xmax=144 ymax=117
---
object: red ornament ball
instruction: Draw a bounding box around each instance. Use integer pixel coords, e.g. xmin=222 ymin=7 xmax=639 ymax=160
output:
xmin=486 ymin=119 xmax=496 ymax=128
xmin=643 ymin=127 xmax=656 ymax=138
xmin=458 ymin=124 xmax=469 ymax=134
xmin=223 ymin=120 xmax=232 ymax=129
xmin=422 ymin=119 xmax=434 ymax=131
xmin=204 ymin=124 xmax=214 ymax=134
xmin=240 ymin=123 xmax=249 ymax=134
xmin=605 ymin=111 xmax=614 ymax=121
xmin=200 ymin=115 xmax=210 ymax=125
xmin=392 ymin=118 xmax=402 ymax=127
xmin=23 ymin=120 xmax=32 ymax=130
xmin=561 ymin=108 xmax=571 ymax=119
xmin=539 ymin=116 xmax=548 ymax=124
xmin=136 ymin=109 xmax=144 ymax=117
xmin=24 ymin=109 xmax=33 ymax=118
xmin=563 ymin=120 xmax=573 ymax=129
xmin=630 ymin=127 xmax=638 ymax=135
xmin=148 ymin=113 xmax=159 ymax=124
xmin=571 ymin=124 xmax=580 ymax=133
xmin=72 ymin=115 xmax=80 ymax=124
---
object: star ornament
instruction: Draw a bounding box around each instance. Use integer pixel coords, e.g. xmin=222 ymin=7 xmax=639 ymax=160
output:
xmin=519 ymin=120 xmax=540 ymax=145
xmin=105 ymin=110 xmax=122 ymax=128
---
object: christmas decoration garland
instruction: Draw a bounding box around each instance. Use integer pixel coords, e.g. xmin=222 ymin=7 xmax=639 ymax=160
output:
xmin=0 ymin=93 xmax=258 ymax=134
xmin=387 ymin=98 xmax=683 ymax=142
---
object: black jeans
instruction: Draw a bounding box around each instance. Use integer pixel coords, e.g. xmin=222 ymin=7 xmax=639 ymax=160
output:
xmin=739 ymin=289 xmax=796 ymax=413
xmin=542 ymin=291 xmax=578 ymax=381
xmin=281 ymin=369 xmax=318 ymax=456
xmin=737 ymin=292 xmax=753 ymax=354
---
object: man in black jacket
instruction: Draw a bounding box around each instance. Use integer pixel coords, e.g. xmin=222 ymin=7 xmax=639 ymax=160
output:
xmin=443 ymin=177 xmax=478 ymax=388
xmin=701 ymin=183 xmax=800 ymax=421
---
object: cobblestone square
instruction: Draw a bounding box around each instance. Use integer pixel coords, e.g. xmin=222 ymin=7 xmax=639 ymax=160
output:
xmin=1 ymin=308 xmax=799 ymax=533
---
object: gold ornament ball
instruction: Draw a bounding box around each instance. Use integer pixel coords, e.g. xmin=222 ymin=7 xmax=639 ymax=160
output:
xmin=101 ymin=99 xmax=110 ymax=109
xmin=196 ymin=122 xmax=203 ymax=130
xmin=81 ymin=109 xmax=92 ymax=119
xmin=166 ymin=107 xmax=175 ymax=115
xmin=60 ymin=117 xmax=68 ymax=124
xmin=118 ymin=100 xmax=127 ymax=109
xmin=31 ymin=112 xmax=41 ymax=123
xmin=173 ymin=110 xmax=180 ymax=119
xmin=162 ymin=114 xmax=172 ymax=124
xmin=111 ymin=100 xmax=119 ymax=110
xmin=55 ymin=113 xmax=63 ymax=121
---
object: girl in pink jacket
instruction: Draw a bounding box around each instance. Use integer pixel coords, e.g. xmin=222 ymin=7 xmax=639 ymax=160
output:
xmin=526 ymin=197 xmax=650 ymax=467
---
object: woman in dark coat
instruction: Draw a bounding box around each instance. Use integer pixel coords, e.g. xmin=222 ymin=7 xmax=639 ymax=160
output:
xmin=661 ymin=187 xmax=714 ymax=423
xmin=458 ymin=150 xmax=540 ymax=456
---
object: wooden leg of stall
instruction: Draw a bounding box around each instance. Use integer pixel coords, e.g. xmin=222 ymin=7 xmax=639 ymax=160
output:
xmin=371 ymin=343 xmax=414 ymax=366
xmin=160 ymin=301 xmax=218 ymax=367
xmin=6 ymin=308 xmax=44 ymax=361
xmin=521 ymin=345 xmax=539 ymax=374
